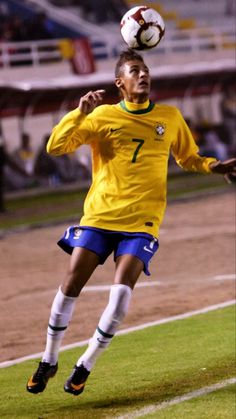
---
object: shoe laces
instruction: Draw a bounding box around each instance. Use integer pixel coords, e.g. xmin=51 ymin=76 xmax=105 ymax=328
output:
xmin=72 ymin=365 xmax=90 ymax=384
xmin=34 ymin=362 xmax=51 ymax=379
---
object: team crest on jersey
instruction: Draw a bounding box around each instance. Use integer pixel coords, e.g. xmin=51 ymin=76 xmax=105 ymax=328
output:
xmin=155 ymin=122 xmax=166 ymax=139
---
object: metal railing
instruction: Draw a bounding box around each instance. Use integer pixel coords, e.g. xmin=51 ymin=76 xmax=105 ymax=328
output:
xmin=0 ymin=27 xmax=235 ymax=68
xmin=0 ymin=39 xmax=62 ymax=68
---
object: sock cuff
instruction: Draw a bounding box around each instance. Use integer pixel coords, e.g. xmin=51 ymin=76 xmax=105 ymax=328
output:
xmin=58 ymin=286 xmax=77 ymax=301
xmin=111 ymin=283 xmax=132 ymax=295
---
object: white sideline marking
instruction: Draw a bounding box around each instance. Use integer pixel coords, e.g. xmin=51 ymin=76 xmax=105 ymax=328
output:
xmin=0 ymin=299 xmax=235 ymax=369
xmin=6 ymin=274 xmax=234 ymax=301
xmin=82 ymin=281 xmax=161 ymax=292
xmin=115 ymin=378 xmax=236 ymax=419
xmin=214 ymin=274 xmax=236 ymax=281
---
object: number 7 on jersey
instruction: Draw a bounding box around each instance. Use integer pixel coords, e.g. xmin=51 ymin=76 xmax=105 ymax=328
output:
xmin=131 ymin=139 xmax=144 ymax=163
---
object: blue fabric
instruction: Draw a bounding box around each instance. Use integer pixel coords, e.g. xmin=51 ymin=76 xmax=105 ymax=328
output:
xmin=57 ymin=226 xmax=159 ymax=276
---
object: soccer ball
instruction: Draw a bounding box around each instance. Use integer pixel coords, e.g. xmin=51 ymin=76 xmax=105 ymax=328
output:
xmin=120 ymin=6 xmax=165 ymax=50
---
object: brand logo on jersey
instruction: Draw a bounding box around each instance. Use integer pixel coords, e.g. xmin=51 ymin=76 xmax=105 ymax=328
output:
xmin=110 ymin=127 xmax=122 ymax=133
xmin=154 ymin=122 xmax=166 ymax=140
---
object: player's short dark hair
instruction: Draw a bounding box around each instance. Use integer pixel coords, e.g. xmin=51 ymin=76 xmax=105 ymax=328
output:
xmin=115 ymin=49 xmax=144 ymax=77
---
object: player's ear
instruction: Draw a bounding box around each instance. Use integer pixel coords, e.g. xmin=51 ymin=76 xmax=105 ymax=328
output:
xmin=115 ymin=78 xmax=124 ymax=89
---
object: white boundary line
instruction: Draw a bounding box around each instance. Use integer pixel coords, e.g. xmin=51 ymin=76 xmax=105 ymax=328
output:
xmin=115 ymin=378 xmax=236 ymax=419
xmin=10 ymin=273 xmax=235 ymax=300
xmin=82 ymin=281 xmax=161 ymax=292
xmin=0 ymin=299 xmax=235 ymax=369
xmin=214 ymin=274 xmax=236 ymax=281
xmin=12 ymin=281 xmax=162 ymax=302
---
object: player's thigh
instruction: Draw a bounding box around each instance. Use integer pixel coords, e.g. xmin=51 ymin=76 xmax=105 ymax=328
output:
xmin=114 ymin=254 xmax=144 ymax=289
xmin=62 ymin=247 xmax=100 ymax=296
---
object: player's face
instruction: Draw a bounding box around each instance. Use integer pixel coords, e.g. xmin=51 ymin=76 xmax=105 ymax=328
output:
xmin=116 ymin=60 xmax=151 ymax=103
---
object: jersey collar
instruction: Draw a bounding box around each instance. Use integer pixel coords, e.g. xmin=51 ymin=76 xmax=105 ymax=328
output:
xmin=120 ymin=99 xmax=154 ymax=114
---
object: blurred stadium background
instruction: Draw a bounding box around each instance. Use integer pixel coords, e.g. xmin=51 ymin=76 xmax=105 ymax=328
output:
xmin=0 ymin=3 xmax=235 ymax=416
xmin=0 ymin=0 xmax=235 ymax=205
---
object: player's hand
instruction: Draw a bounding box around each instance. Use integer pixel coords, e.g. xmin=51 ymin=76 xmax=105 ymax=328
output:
xmin=209 ymin=158 xmax=236 ymax=184
xmin=78 ymin=89 xmax=106 ymax=115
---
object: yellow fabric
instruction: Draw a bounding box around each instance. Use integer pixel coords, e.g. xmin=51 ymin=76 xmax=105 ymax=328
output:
xmin=47 ymin=101 xmax=217 ymax=237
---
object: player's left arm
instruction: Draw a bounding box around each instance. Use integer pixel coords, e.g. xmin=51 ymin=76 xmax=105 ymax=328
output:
xmin=171 ymin=110 xmax=217 ymax=174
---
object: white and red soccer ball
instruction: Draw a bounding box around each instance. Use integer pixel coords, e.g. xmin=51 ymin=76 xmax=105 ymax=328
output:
xmin=121 ymin=6 xmax=165 ymax=50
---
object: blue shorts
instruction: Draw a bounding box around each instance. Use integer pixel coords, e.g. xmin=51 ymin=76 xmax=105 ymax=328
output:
xmin=57 ymin=226 xmax=159 ymax=276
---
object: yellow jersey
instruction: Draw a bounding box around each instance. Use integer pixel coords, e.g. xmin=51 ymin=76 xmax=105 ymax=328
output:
xmin=47 ymin=99 xmax=217 ymax=237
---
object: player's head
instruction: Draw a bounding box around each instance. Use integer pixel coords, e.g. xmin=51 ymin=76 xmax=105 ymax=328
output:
xmin=115 ymin=49 xmax=145 ymax=78
xmin=115 ymin=49 xmax=150 ymax=103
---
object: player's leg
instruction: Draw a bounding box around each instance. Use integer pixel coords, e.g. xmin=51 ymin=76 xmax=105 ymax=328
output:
xmin=64 ymin=254 xmax=143 ymax=395
xmin=27 ymin=247 xmax=100 ymax=394
xmin=73 ymin=235 xmax=159 ymax=372
xmin=42 ymin=247 xmax=100 ymax=363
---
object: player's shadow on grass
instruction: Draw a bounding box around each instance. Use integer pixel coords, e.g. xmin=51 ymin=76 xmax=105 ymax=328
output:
xmin=54 ymin=375 xmax=203 ymax=415
xmin=54 ymin=363 xmax=234 ymax=416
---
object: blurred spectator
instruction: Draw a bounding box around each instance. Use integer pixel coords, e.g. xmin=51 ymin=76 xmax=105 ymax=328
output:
xmin=0 ymin=1 xmax=8 ymax=18
xmin=55 ymin=152 xmax=91 ymax=183
xmin=26 ymin=12 xmax=55 ymax=41
xmin=201 ymin=130 xmax=228 ymax=160
xmin=4 ymin=133 xmax=36 ymax=191
xmin=225 ymin=0 xmax=236 ymax=15
xmin=196 ymin=124 xmax=229 ymax=161
xmin=0 ymin=2 xmax=128 ymax=40
xmin=34 ymin=135 xmax=61 ymax=186
xmin=9 ymin=15 xmax=28 ymax=41
xmin=79 ymin=0 xmax=128 ymax=23
xmin=0 ymin=19 xmax=13 ymax=41
xmin=0 ymin=11 xmax=55 ymax=42
xmin=11 ymin=133 xmax=35 ymax=175
xmin=0 ymin=126 xmax=34 ymax=206
xmin=221 ymin=86 xmax=236 ymax=156
xmin=184 ymin=118 xmax=232 ymax=161
xmin=34 ymin=134 xmax=91 ymax=186
xmin=0 ymin=0 xmax=8 ymax=35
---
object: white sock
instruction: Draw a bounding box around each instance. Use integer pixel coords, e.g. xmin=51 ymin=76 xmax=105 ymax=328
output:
xmin=42 ymin=287 xmax=76 ymax=365
xmin=77 ymin=284 xmax=132 ymax=371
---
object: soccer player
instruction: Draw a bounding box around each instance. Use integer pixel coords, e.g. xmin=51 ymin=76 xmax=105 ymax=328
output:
xmin=26 ymin=49 xmax=236 ymax=395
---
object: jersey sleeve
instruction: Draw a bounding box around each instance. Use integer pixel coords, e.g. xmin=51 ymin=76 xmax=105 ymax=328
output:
xmin=47 ymin=108 xmax=95 ymax=155
xmin=171 ymin=110 xmax=217 ymax=174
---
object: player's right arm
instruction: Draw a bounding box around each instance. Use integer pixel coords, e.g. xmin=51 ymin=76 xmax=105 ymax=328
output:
xmin=47 ymin=90 xmax=105 ymax=155
xmin=78 ymin=90 xmax=105 ymax=115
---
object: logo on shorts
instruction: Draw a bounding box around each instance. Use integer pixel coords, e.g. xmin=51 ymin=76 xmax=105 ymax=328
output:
xmin=73 ymin=227 xmax=82 ymax=240
xmin=143 ymin=238 xmax=157 ymax=254
xmin=143 ymin=246 xmax=154 ymax=254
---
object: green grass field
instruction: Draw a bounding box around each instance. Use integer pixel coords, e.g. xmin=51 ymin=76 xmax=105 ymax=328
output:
xmin=0 ymin=305 xmax=235 ymax=418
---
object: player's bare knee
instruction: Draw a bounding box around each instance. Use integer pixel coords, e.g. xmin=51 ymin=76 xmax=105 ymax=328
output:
xmin=61 ymin=282 xmax=80 ymax=298
xmin=61 ymin=273 xmax=82 ymax=297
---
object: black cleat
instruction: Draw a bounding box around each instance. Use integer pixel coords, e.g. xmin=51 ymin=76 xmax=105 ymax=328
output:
xmin=64 ymin=364 xmax=90 ymax=395
xmin=27 ymin=361 xmax=58 ymax=394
